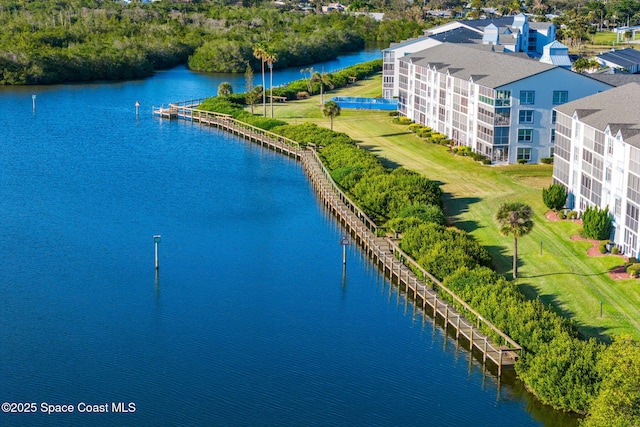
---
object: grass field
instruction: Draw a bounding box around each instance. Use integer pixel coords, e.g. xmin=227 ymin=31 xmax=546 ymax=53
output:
xmin=263 ymin=74 xmax=640 ymax=341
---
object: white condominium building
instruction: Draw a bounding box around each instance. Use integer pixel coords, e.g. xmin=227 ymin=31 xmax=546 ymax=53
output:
xmin=397 ymin=43 xmax=613 ymax=164
xmin=553 ymin=83 xmax=640 ymax=256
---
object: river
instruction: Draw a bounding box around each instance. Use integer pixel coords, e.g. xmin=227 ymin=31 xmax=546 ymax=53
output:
xmin=0 ymin=50 xmax=577 ymax=426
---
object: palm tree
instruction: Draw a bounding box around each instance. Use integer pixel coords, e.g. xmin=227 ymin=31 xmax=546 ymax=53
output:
xmin=300 ymin=67 xmax=314 ymax=94
xmin=321 ymin=100 xmax=341 ymax=131
xmin=495 ymin=202 xmax=534 ymax=279
xmin=252 ymin=43 xmax=267 ymax=116
xmin=264 ymin=47 xmax=278 ymax=118
xmin=217 ymin=82 xmax=233 ymax=97
xmin=311 ymin=70 xmax=334 ymax=104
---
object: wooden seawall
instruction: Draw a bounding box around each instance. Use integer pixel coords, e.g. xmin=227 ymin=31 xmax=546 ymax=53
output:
xmin=153 ymin=102 xmax=522 ymax=375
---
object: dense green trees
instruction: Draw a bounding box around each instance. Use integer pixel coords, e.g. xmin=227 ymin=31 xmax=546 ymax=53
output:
xmin=0 ymin=1 xmax=423 ymax=85
xmin=583 ymin=336 xmax=640 ymax=426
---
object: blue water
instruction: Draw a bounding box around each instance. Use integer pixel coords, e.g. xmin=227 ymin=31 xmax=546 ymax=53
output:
xmin=0 ymin=51 xmax=575 ymax=426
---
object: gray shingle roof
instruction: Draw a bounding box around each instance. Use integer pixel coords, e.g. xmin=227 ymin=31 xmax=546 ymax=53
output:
xmin=596 ymin=48 xmax=640 ymax=69
xmin=588 ymin=73 xmax=640 ymax=87
xmin=399 ymin=42 xmax=555 ymax=88
xmin=555 ymin=82 xmax=640 ymax=147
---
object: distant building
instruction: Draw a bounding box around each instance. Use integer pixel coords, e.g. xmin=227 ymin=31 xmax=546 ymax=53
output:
xmin=539 ymin=41 xmax=572 ymax=68
xmin=397 ymin=43 xmax=613 ymax=164
xmin=595 ymin=48 xmax=640 ymax=74
xmin=382 ymin=14 xmax=556 ymax=99
xmin=552 ymin=83 xmax=640 ymax=256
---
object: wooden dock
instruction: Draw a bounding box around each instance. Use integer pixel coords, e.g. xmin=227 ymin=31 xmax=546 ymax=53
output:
xmin=153 ymin=102 xmax=522 ymax=375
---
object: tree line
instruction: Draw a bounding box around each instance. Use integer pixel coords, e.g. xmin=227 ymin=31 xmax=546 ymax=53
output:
xmin=0 ymin=0 xmax=429 ymax=85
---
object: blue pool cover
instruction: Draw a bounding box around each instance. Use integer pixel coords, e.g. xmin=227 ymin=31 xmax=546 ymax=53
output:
xmin=329 ymin=97 xmax=398 ymax=110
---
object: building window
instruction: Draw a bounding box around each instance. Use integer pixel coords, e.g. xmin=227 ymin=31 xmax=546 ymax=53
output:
xmin=517 ymin=148 xmax=532 ymax=161
xmin=520 ymin=91 xmax=535 ymax=104
xmin=518 ymin=129 xmax=533 ymax=142
xmin=553 ymin=91 xmax=568 ymax=105
xmin=606 ymin=167 xmax=612 ymax=182
xmin=551 ymin=129 xmax=556 ymax=143
xmin=519 ymin=110 xmax=534 ymax=124
xmin=494 ymin=127 xmax=509 ymax=145
xmin=615 ymin=198 xmax=622 ymax=216
xmin=552 ymin=110 xmax=557 ymax=124
xmin=495 ymin=90 xmax=511 ymax=107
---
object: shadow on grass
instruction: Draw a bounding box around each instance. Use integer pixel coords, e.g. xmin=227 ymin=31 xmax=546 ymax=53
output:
xmin=484 ymin=245 xmax=514 ymax=277
xmin=379 ymin=131 xmax=412 ymax=137
xmin=356 ymin=143 xmax=402 ymax=169
xmin=518 ymin=282 xmax=611 ymax=342
xmin=443 ymin=193 xmax=482 ymax=222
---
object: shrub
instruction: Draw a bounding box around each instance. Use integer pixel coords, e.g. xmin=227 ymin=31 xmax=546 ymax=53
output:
xmin=517 ymin=159 xmax=528 ymax=164
xmin=296 ymin=91 xmax=309 ymax=99
xmin=567 ymin=210 xmax=578 ymax=220
xmin=542 ymin=183 xmax=568 ymax=211
xmin=430 ymin=133 xmax=446 ymax=144
xmin=388 ymin=111 xmax=399 ymax=116
xmin=481 ymin=158 xmax=492 ymax=165
xmin=582 ymin=206 xmax=613 ymax=240
xmin=541 ymin=157 xmax=554 ymax=164
xmin=392 ymin=116 xmax=413 ymax=125
xmin=598 ymin=242 xmax=607 ymax=254
xmin=451 ymin=147 xmax=458 ymax=155
xmin=626 ymin=263 xmax=640 ymax=277
xmin=558 ymin=210 xmax=567 ymax=219
xmin=629 ymin=257 xmax=639 ymax=264
xmin=611 ymin=246 xmax=620 ymax=255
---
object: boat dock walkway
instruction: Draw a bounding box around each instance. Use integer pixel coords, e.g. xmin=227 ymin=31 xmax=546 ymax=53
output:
xmin=153 ymin=102 xmax=522 ymax=375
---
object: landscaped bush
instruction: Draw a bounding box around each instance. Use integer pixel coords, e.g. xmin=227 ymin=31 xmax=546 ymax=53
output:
xmin=567 ymin=210 xmax=579 ymax=220
xmin=582 ymin=206 xmax=613 ymax=240
xmin=541 ymin=157 xmax=554 ymax=164
xmin=408 ymin=123 xmax=423 ymax=133
xmin=542 ymin=183 xmax=568 ymax=211
xmin=517 ymin=159 xmax=528 ymax=164
xmin=598 ymin=242 xmax=607 ymax=254
xmin=481 ymin=158 xmax=492 ymax=165
xmin=392 ymin=116 xmax=413 ymax=125
xmin=429 ymin=133 xmax=447 ymax=144
xmin=626 ymin=263 xmax=640 ymax=277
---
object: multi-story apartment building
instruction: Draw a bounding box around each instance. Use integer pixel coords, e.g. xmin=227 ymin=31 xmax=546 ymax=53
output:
xmin=397 ymin=43 xmax=613 ymax=164
xmin=552 ymin=83 xmax=640 ymax=256
xmin=382 ymin=14 xmax=556 ymax=99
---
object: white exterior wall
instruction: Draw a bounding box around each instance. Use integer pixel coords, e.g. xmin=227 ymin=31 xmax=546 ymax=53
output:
xmin=554 ymin=114 xmax=640 ymax=257
xmin=498 ymin=69 xmax=608 ymax=163
xmin=399 ymin=62 xmax=612 ymax=164
xmin=382 ymin=38 xmax=442 ymax=99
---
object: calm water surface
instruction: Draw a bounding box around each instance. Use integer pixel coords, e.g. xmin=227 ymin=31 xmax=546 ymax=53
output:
xmin=0 ymin=51 xmax=576 ymax=426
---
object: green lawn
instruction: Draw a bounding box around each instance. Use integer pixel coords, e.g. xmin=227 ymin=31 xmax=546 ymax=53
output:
xmin=264 ymin=75 xmax=640 ymax=341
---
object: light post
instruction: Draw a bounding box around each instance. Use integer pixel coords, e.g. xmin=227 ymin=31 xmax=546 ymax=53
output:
xmin=154 ymin=235 xmax=161 ymax=270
